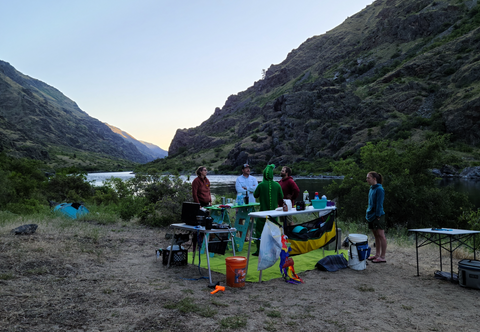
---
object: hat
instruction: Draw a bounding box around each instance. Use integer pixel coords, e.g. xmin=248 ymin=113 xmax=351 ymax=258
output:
xmin=242 ymin=163 xmax=250 ymax=169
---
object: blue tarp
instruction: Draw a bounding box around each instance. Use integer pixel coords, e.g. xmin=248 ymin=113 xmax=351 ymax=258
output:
xmin=54 ymin=203 xmax=89 ymax=219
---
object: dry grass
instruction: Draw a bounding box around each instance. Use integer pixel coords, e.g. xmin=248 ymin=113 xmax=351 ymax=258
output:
xmin=1 ymin=215 xmax=480 ymax=331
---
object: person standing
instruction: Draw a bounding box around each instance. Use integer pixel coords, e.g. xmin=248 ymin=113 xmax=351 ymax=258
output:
xmin=192 ymin=166 xmax=211 ymax=207
xmin=235 ymin=163 xmax=258 ymax=204
xmin=253 ymin=164 xmax=284 ymax=255
xmin=365 ymin=171 xmax=387 ymax=263
xmin=278 ymin=166 xmax=300 ymax=206
xmin=278 ymin=166 xmax=300 ymax=225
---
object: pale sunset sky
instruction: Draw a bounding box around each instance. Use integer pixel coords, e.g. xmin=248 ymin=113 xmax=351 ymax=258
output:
xmin=1 ymin=0 xmax=374 ymax=151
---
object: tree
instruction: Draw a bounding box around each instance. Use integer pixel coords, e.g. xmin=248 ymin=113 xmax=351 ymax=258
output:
xmin=327 ymin=135 xmax=472 ymax=229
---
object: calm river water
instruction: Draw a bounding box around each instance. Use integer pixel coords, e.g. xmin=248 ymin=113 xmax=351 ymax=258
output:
xmin=87 ymin=172 xmax=480 ymax=208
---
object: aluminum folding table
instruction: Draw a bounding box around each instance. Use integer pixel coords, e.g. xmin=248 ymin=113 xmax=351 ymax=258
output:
xmin=408 ymin=228 xmax=480 ymax=282
xmin=168 ymin=223 xmax=237 ymax=284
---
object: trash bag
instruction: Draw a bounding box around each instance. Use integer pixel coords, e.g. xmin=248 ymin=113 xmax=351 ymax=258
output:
xmin=258 ymin=220 xmax=283 ymax=271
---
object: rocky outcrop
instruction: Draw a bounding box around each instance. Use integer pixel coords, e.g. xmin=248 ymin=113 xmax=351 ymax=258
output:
xmin=168 ymin=0 xmax=480 ymax=171
xmin=432 ymin=165 xmax=461 ymax=177
xmin=461 ymin=166 xmax=480 ymax=179
xmin=0 ymin=61 xmax=149 ymax=163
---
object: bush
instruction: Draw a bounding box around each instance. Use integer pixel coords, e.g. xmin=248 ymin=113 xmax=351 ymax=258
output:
xmin=327 ymin=135 xmax=472 ymax=229
xmin=45 ymin=170 xmax=94 ymax=202
xmin=137 ymin=174 xmax=192 ymax=227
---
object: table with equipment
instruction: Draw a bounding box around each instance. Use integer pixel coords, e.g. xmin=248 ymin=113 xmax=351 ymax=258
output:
xmin=408 ymin=228 xmax=480 ymax=282
xmin=247 ymin=206 xmax=337 ymax=281
xmin=206 ymin=203 xmax=259 ymax=252
xmin=168 ymin=223 xmax=237 ymax=284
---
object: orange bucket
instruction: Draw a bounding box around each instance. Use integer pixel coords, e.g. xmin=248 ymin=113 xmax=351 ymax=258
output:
xmin=225 ymin=256 xmax=247 ymax=287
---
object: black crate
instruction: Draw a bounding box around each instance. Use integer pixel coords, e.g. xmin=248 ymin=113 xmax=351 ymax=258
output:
xmin=162 ymin=249 xmax=188 ymax=266
xmin=208 ymin=240 xmax=228 ymax=255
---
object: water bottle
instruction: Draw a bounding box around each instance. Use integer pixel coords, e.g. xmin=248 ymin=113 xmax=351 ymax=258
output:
xmin=303 ymin=190 xmax=309 ymax=203
xmin=237 ymin=193 xmax=244 ymax=205
xmin=314 ymin=192 xmax=319 ymax=200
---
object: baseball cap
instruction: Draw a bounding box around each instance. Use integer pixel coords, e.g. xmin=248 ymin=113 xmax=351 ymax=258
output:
xmin=242 ymin=164 xmax=250 ymax=169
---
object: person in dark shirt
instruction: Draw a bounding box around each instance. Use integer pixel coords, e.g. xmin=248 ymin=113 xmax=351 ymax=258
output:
xmin=279 ymin=166 xmax=300 ymax=225
xmin=278 ymin=166 xmax=300 ymax=205
xmin=365 ymin=171 xmax=386 ymax=263
xmin=192 ymin=166 xmax=211 ymax=207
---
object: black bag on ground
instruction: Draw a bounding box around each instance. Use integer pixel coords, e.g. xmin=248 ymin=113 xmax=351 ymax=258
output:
xmin=315 ymin=254 xmax=348 ymax=272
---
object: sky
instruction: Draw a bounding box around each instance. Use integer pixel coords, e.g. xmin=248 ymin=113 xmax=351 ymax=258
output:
xmin=1 ymin=0 xmax=374 ymax=151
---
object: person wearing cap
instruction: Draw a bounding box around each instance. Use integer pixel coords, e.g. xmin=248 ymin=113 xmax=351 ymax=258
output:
xmin=192 ymin=166 xmax=211 ymax=207
xmin=235 ymin=163 xmax=258 ymax=204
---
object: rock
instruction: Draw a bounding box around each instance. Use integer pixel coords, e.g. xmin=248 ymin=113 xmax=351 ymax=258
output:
xmin=460 ymin=166 xmax=480 ymax=179
xmin=11 ymin=224 xmax=38 ymax=235
xmin=440 ymin=164 xmax=458 ymax=176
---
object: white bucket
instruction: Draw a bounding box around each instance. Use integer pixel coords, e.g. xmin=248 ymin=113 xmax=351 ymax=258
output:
xmin=349 ymin=234 xmax=368 ymax=244
xmin=348 ymin=234 xmax=368 ymax=271
xmin=348 ymin=246 xmax=366 ymax=271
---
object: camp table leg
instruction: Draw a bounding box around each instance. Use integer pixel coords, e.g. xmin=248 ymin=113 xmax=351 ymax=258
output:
xmin=245 ymin=219 xmax=255 ymax=278
xmin=439 ymin=233 xmax=442 ymax=272
xmin=473 ymin=234 xmax=477 ymax=261
xmin=415 ymin=233 xmax=419 ymax=276
xmin=205 ymin=232 xmax=213 ymax=284
xmin=230 ymin=230 xmax=236 ymax=256
xmin=167 ymin=228 xmax=176 ymax=268
xmin=450 ymin=235 xmax=454 ymax=283
xmin=192 ymin=231 xmax=196 ymax=265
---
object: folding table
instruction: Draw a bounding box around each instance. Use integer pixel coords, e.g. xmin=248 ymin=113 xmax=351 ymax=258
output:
xmin=168 ymin=223 xmax=237 ymax=284
xmin=247 ymin=206 xmax=337 ymax=281
xmin=408 ymin=228 xmax=480 ymax=283
xmin=204 ymin=202 xmax=259 ymax=253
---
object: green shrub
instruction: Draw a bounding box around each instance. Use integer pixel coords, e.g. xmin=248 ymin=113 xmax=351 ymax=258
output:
xmin=327 ymin=135 xmax=472 ymax=229
xmin=45 ymin=170 xmax=94 ymax=202
xmin=137 ymin=175 xmax=191 ymax=227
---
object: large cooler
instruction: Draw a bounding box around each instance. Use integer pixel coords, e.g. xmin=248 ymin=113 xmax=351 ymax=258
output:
xmin=458 ymin=259 xmax=480 ymax=289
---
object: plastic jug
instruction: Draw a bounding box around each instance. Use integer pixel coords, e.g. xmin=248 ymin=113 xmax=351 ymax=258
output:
xmin=237 ymin=193 xmax=244 ymax=205
xmin=303 ymin=190 xmax=309 ymax=203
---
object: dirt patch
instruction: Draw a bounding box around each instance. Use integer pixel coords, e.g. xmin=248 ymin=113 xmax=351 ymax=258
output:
xmin=1 ymin=220 xmax=479 ymax=332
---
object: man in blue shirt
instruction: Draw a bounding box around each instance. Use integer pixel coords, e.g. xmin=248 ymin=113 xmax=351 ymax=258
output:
xmin=235 ymin=164 xmax=258 ymax=204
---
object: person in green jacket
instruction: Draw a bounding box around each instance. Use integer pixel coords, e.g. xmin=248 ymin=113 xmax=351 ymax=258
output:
xmin=252 ymin=164 xmax=284 ymax=255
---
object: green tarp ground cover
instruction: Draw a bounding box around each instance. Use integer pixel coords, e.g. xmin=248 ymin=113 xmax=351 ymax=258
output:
xmin=188 ymin=243 xmax=348 ymax=282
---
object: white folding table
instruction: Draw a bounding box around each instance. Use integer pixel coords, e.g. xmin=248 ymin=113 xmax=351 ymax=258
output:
xmin=247 ymin=206 xmax=337 ymax=281
xmin=408 ymin=228 xmax=480 ymax=282
xmin=168 ymin=223 xmax=237 ymax=284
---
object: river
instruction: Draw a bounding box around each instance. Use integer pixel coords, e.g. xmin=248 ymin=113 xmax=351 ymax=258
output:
xmin=86 ymin=172 xmax=480 ymax=208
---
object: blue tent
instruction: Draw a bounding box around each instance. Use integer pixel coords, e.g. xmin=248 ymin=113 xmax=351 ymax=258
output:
xmin=54 ymin=203 xmax=89 ymax=219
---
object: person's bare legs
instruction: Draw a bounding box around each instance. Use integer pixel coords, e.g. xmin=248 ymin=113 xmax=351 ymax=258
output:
xmin=372 ymin=229 xmax=381 ymax=258
xmin=376 ymin=229 xmax=387 ymax=260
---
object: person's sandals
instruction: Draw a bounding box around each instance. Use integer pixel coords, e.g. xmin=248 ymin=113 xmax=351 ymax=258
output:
xmin=372 ymin=258 xmax=386 ymax=263
xmin=367 ymin=256 xmax=378 ymax=261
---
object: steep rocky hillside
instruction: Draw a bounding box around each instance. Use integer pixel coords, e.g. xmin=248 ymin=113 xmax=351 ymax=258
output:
xmin=169 ymin=0 xmax=480 ymax=171
xmin=105 ymin=123 xmax=168 ymax=161
xmin=0 ymin=60 xmax=148 ymax=165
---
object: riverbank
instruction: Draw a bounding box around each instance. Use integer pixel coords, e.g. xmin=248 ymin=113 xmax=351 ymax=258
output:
xmin=1 ymin=217 xmax=479 ymax=331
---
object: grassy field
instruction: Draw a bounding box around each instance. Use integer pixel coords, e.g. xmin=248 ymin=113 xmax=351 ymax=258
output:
xmin=1 ymin=212 xmax=479 ymax=331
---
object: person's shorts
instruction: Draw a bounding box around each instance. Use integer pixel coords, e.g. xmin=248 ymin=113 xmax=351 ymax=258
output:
xmin=368 ymin=214 xmax=386 ymax=230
